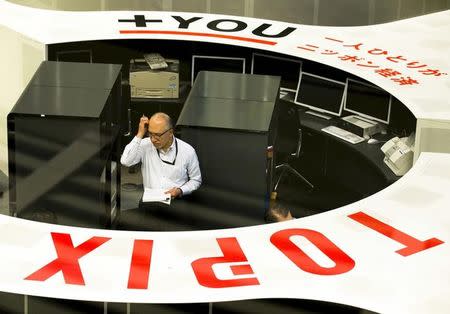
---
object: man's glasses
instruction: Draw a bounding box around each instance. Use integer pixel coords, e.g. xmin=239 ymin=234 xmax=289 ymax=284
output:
xmin=148 ymin=128 xmax=172 ymax=139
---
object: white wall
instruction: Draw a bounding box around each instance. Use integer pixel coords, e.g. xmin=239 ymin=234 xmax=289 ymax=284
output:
xmin=8 ymin=0 xmax=450 ymax=26
xmin=0 ymin=25 xmax=45 ymax=174
xmin=414 ymin=118 xmax=450 ymax=162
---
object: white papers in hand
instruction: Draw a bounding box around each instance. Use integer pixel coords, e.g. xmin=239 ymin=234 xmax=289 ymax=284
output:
xmin=142 ymin=188 xmax=171 ymax=205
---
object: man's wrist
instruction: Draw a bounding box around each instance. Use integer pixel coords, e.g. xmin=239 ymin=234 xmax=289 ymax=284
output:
xmin=177 ymin=188 xmax=183 ymax=197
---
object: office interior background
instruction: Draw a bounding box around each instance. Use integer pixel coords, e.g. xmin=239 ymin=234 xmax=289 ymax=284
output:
xmin=1 ymin=0 xmax=449 ymax=175
xmin=0 ymin=1 xmax=449 ymax=313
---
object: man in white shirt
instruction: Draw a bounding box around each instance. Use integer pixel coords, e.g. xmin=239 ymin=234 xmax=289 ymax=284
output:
xmin=121 ymin=112 xmax=202 ymax=199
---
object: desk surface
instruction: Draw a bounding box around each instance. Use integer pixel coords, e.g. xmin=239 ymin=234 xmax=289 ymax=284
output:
xmin=299 ymin=109 xmax=399 ymax=184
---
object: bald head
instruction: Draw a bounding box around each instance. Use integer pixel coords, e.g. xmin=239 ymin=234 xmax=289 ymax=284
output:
xmin=150 ymin=112 xmax=173 ymax=130
xmin=148 ymin=112 xmax=174 ymax=150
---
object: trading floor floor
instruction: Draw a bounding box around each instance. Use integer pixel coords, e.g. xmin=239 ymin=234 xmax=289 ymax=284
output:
xmin=0 ymin=166 xmax=372 ymax=314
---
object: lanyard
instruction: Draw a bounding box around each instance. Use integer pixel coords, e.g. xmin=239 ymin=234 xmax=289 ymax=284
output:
xmin=157 ymin=139 xmax=178 ymax=165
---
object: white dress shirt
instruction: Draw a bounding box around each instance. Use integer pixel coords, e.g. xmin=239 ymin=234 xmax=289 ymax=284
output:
xmin=120 ymin=136 xmax=202 ymax=195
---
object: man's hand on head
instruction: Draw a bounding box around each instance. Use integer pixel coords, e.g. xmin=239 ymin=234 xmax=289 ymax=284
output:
xmin=165 ymin=187 xmax=182 ymax=198
xmin=137 ymin=115 xmax=149 ymax=138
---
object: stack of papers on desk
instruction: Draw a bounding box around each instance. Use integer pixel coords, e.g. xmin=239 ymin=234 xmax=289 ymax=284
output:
xmin=143 ymin=188 xmax=171 ymax=205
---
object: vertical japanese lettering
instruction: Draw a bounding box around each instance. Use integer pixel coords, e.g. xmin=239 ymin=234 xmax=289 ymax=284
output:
xmin=271 ymin=229 xmax=355 ymax=275
xmin=25 ymin=232 xmax=111 ymax=285
xmin=348 ymin=211 xmax=444 ymax=256
xmin=191 ymin=237 xmax=259 ymax=288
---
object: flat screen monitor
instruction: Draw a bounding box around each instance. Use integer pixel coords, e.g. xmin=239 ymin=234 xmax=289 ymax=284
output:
xmin=251 ymin=52 xmax=301 ymax=93
xmin=344 ymin=78 xmax=392 ymax=124
xmin=294 ymin=72 xmax=346 ymax=117
xmin=191 ymin=55 xmax=246 ymax=85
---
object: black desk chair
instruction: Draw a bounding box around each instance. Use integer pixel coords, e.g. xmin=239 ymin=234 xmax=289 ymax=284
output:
xmin=272 ymin=107 xmax=313 ymax=198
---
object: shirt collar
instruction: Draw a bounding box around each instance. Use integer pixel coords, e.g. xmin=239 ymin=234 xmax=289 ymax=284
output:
xmin=160 ymin=135 xmax=176 ymax=154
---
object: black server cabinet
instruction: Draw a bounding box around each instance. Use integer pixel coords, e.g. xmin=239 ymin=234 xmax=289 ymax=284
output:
xmin=177 ymin=71 xmax=280 ymax=228
xmin=8 ymin=61 xmax=122 ymax=228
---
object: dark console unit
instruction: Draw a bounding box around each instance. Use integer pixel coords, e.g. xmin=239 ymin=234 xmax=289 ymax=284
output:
xmin=8 ymin=61 xmax=122 ymax=228
xmin=177 ymin=71 xmax=280 ymax=228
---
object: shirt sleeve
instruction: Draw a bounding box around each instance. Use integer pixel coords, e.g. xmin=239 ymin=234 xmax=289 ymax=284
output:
xmin=179 ymin=149 xmax=202 ymax=195
xmin=120 ymin=136 xmax=145 ymax=167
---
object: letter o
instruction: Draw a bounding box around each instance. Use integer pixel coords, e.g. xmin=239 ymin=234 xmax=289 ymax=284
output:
xmin=271 ymin=228 xmax=355 ymax=276
xmin=207 ymin=19 xmax=247 ymax=32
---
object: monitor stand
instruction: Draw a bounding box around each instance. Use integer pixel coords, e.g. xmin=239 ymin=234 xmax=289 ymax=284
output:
xmin=305 ymin=110 xmax=332 ymax=120
xmin=279 ymin=90 xmax=295 ymax=102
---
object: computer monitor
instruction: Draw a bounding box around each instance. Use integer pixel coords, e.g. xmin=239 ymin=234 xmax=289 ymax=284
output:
xmin=294 ymin=72 xmax=346 ymax=117
xmin=344 ymin=78 xmax=392 ymax=124
xmin=191 ymin=55 xmax=246 ymax=85
xmin=251 ymin=52 xmax=301 ymax=93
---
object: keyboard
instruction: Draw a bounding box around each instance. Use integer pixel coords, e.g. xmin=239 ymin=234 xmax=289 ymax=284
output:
xmin=321 ymin=125 xmax=365 ymax=144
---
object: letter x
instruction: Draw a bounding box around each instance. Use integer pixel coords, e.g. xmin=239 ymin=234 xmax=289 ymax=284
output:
xmin=25 ymin=232 xmax=111 ymax=285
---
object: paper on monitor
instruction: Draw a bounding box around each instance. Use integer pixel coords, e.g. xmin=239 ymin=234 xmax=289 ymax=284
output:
xmin=143 ymin=188 xmax=171 ymax=205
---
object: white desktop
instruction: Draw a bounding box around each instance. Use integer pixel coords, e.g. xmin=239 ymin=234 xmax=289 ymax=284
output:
xmin=341 ymin=114 xmax=386 ymax=139
xmin=129 ymin=57 xmax=179 ymax=98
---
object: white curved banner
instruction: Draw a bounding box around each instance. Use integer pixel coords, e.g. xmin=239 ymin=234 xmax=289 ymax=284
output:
xmin=0 ymin=1 xmax=449 ymax=313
